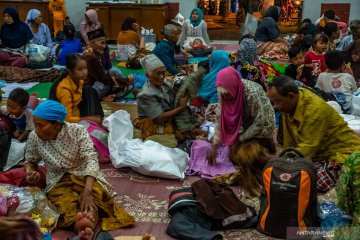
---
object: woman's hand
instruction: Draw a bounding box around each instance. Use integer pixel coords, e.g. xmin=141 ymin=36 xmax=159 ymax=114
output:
xmin=207 ymin=145 xmax=218 ymax=165
xmin=80 ymin=191 xmax=97 ymax=213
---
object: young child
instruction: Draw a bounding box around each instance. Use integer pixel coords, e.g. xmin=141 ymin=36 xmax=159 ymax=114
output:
xmin=190 ymin=38 xmax=207 ymax=49
xmin=285 ymin=46 xmax=316 ymax=87
xmin=56 ymin=24 xmax=83 ymax=66
xmin=304 ymin=33 xmax=328 ymax=78
xmin=324 ymin=22 xmax=340 ymax=51
xmin=49 ymin=53 xmax=103 ymax=124
xmin=316 ymin=50 xmax=357 ymax=113
xmin=0 ymin=88 xmax=35 ymax=142
xmin=184 ymin=38 xmax=212 ymax=58
xmin=49 ymin=0 xmax=67 ymax=36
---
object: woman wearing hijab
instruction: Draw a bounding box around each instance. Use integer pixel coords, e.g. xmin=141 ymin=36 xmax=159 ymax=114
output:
xmin=116 ymin=16 xmax=145 ymax=61
xmin=255 ymin=6 xmax=289 ymax=61
xmin=0 ymin=7 xmax=33 ymax=68
xmin=232 ymin=38 xmax=266 ymax=89
xmin=343 ymin=40 xmax=360 ymax=84
xmin=207 ymin=66 xmax=276 ymax=196
xmin=199 ymin=50 xmax=230 ymax=103
xmin=178 ymin=8 xmax=210 ymax=49
xmin=80 ymin=9 xmax=102 ymax=45
xmin=23 ymin=100 xmax=135 ymax=238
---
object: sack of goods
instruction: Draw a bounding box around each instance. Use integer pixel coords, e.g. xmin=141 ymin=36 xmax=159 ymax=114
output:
xmin=258 ymin=148 xmax=319 ymax=238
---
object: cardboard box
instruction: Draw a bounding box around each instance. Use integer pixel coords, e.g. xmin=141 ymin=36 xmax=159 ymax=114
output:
xmin=102 ymin=102 xmax=138 ymax=122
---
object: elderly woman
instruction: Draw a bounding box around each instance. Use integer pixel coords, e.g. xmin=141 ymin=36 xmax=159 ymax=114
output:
xmin=80 ymin=9 xmax=102 ymax=45
xmin=23 ymin=100 xmax=135 ymax=238
xmin=83 ymin=28 xmax=135 ymax=101
xmin=26 ymin=9 xmax=53 ymax=52
xmin=0 ymin=7 xmax=33 ymax=68
xmin=116 ymin=16 xmax=145 ymax=61
xmin=153 ymin=24 xmax=185 ymax=75
xmin=178 ymin=8 xmax=210 ymax=48
xmin=232 ymin=38 xmax=265 ymax=89
xmin=255 ymin=6 xmax=289 ymax=62
xmin=207 ymin=67 xmax=276 ymax=195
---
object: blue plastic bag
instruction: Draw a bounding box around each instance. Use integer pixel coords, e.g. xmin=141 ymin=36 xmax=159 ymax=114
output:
xmin=318 ymin=201 xmax=352 ymax=230
xmin=133 ymin=73 xmax=148 ymax=89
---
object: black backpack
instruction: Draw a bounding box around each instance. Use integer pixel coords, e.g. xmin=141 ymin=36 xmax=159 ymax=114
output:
xmin=257 ymin=148 xmax=319 ymax=238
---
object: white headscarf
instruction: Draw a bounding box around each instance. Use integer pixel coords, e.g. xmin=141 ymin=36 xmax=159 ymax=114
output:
xmin=140 ymin=54 xmax=165 ymax=73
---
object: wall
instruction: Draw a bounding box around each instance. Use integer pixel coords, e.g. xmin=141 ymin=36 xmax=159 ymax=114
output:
xmin=65 ymin=0 xmax=88 ymax=29
xmin=302 ymin=0 xmax=360 ymax=23
xmin=66 ymin=0 xmax=198 ymax=29
xmin=166 ymin=0 xmax=198 ymax=19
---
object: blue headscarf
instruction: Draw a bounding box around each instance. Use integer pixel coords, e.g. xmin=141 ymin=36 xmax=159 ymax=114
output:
xmin=0 ymin=7 xmax=33 ymax=49
xmin=26 ymin=9 xmax=41 ymax=24
xmin=33 ymin=100 xmax=67 ymax=123
xmin=199 ymin=50 xmax=230 ymax=103
xmin=190 ymin=8 xmax=204 ymax=27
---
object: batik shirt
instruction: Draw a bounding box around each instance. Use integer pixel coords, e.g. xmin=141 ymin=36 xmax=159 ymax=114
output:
xmin=25 ymin=122 xmax=115 ymax=196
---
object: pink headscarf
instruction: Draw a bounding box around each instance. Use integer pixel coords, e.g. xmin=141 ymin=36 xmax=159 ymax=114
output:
xmin=215 ymin=66 xmax=245 ymax=146
xmin=80 ymin=9 xmax=101 ymax=43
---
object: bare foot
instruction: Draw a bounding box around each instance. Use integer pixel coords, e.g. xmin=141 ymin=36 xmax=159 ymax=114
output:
xmin=78 ymin=227 xmax=94 ymax=240
xmin=74 ymin=212 xmax=95 ymax=235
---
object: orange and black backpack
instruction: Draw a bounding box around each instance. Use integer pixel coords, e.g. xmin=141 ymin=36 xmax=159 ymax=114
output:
xmin=257 ymin=148 xmax=319 ymax=238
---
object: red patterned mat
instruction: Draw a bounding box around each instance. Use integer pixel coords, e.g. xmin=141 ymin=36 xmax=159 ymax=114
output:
xmin=53 ymin=165 xmax=273 ymax=240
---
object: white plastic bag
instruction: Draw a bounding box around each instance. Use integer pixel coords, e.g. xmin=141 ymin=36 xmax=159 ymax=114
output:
xmin=4 ymin=139 xmax=26 ymax=171
xmin=351 ymin=91 xmax=360 ymax=116
xmin=115 ymin=139 xmax=189 ymax=179
xmin=26 ymin=43 xmax=49 ymax=62
xmin=241 ymin=13 xmax=258 ymax=36
xmin=340 ymin=114 xmax=360 ymax=137
xmin=103 ymin=110 xmax=133 ymax=161
xmin=105 ymin=110 xmax=189 ymax=179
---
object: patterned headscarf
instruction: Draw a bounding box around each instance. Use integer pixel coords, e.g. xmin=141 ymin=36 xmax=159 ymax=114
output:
xmin=190 ymin=8 xmax=204 ymax=27
xmin=237 ymin=38 xmax=257 ymax=65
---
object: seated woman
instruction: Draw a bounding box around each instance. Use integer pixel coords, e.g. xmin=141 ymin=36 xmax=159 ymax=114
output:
xmin=255 ymin=6 xmax=289 ymax=62
xmin=153 ymin=24 xmax=185 ymax=75
xmin=207 ymin=66 xmax=276 ymax=196
xmin=232 ymin=38 xmax=265 ymax=89
xmin=23 ymin=100 xmax=135 ymax=238
xmin=80 ymin=9 xmax=102 ymax=46
xmin=49 ymin=53 xmax=104 ymax=124
xmin=116 ymin=17 xmax=145 ymax=61
xmin=178 ymin=8 xmax=210 ymax=49
xmin=136 ymin=54 xmax=204 ymax=142
xmin=267 ymin=76 xmax=360 ymax=192
xmin=25 ymin=9 xmax=53 ymax=68
xmin=0 ymin=7 xmax=33 ymax=68
xmin=342 ymin=40 xmax=360 ymax=84
xmin=83 ymin=28 xmax=135 ymax=101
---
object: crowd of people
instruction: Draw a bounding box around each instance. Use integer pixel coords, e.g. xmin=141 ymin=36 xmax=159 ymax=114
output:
xmin=1 ymin=2 xmax=360 ymax=239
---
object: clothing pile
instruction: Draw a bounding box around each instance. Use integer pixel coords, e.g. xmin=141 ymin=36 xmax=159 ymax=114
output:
xmin=166 ymin=179 xmax=257 ymax=240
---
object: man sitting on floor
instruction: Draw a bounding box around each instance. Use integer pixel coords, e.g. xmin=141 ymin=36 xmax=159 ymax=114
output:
xmin=267 ymin=76 xmax=360 ymax=193
xmin=153 ymin=24 xmax=186 ymax=76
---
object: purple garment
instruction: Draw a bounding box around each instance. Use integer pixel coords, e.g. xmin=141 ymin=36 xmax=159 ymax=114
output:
xmin=186 ymin=140 xmax=236 ymax=179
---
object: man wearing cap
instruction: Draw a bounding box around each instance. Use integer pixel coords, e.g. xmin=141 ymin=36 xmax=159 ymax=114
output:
xmin=136 ymin=54 xmax=188 ymax=139
xmin=83 ymin=27 xmax=135 ymax=101
xmin=23 ymin=100 xmax=135 ymax=238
